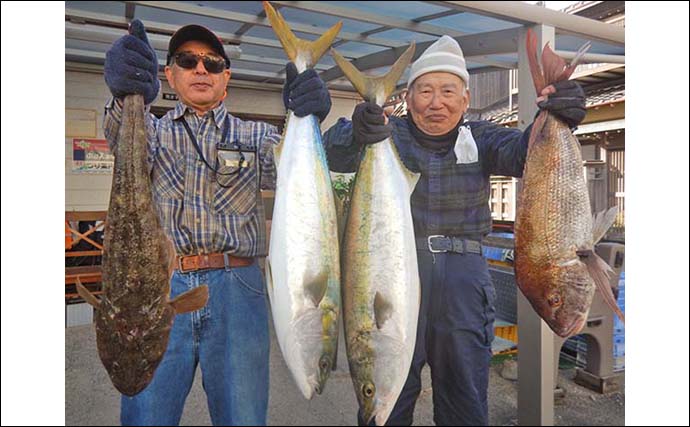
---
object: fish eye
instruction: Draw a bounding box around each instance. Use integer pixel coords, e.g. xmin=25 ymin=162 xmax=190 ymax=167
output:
xmin=319 ymin=355 xmax=331 ymax=371
xmin=361 ymin=383 xmax=375 ymax=398
xmin=547 ymin=293 xmax=562 ymax=307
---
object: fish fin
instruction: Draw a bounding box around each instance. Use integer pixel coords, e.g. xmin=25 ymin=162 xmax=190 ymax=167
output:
xmin=331 ymin=42 xmax=415 ymax=105
xmin=305 ymin=269 xmax=329 ymax=308
xmin=168 ymin=286 xmax=209 ymax=314
xmin=592 ymin=207 xmax=618 ymax=244
xmin=404 ymin=169 xmax=421 ymax=196
xmin=165 ymin=236 xmax=177 ymax=280
xmin=577 ymin=249 xmax=625 ymax=325
xmin=274 ymin=114 xmax=288 ymax=168
xmin=75 ymin=278 xmax=101 ymax=309
xmin=374 ymin=292 xmax=393 ymax=330
xmin=263 ymin=1 xmax=341 ymax=67
xmin=562 ymin=40 xmax=591 ymax=79
xmin=265 ymin=257 xmax=275 ymax=297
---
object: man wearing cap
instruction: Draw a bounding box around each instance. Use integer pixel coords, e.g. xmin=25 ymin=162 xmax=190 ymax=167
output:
xmin=323 ymin=35 xmax=586 ymax=426
xmin=102 ymin=19 xmax=332 ymax=426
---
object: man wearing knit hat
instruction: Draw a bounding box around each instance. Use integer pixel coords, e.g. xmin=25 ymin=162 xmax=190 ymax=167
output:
xmin=323 ymin=35 xmax=586 ymax=426
xmin=102 ymin=19 xmax=333 ymax=426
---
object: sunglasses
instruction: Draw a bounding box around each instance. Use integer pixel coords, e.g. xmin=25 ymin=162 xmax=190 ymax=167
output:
xmin=173 ymin=52 xmax=227 ymax=74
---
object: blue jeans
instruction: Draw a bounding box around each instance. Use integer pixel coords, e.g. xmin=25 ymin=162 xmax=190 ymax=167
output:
xmin=121 ymin=264 xmax=270 ymax=426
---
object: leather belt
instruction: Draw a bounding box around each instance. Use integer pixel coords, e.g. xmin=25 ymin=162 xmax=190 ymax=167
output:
xmin=176 ymin=252 xmax=253 ymax=273
xmin=418 ymin=236 xmax=484 ymax=255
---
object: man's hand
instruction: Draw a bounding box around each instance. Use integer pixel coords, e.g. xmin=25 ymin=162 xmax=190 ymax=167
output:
xmin=352 ymin=102 xmax=393 ymax=146
xmin=282 ymin=62 xmax=332 ymax=122
xmin=537 ymin=80 xmax=586 ymax=129
xmin=104 ymin=19 xmax=160 ymax=105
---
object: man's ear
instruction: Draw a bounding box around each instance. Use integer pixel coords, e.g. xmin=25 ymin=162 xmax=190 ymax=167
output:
xmin=463 ymin=88 xmax=471 ymax=113
xmin=164 ymin=66 xmax=175 ymax=90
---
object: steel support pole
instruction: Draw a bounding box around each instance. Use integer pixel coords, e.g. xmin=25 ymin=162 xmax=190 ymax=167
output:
xmin=516 ymin=24 xmax=557 ymax=427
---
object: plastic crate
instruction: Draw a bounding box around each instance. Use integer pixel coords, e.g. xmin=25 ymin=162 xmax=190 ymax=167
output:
xmin=613 ymin=335 xmax=625 ymax=358
xmin=614 ymin=356 xmax=625 ymax=372
xmin=494 ymin=320 xmax=518 ymax=344
xmin=489 ymin=232 xmax=515 ymax=240
xmin=488 ymin=267 xmax=518 ymax=324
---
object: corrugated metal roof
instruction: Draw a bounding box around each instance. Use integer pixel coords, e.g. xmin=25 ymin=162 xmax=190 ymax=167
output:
xmin=65 ymin=1 xmax=625 ymax=93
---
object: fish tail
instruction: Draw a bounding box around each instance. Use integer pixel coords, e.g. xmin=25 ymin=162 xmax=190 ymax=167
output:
xmin=526 ymin=29 xmax=546 ymax=95
xmin=263 ymin=1 xmax=342 ymax=68
xmin=331 ymin=43 xmax=415 ymax=105
xmin=526 ymin=29 xmax=592 ymax=89
xmin=169 ymin=285 xmax=209 ymax=314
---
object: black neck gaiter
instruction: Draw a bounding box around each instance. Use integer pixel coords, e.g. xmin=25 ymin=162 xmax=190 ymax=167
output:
xmin=407 ymin=114 xmax=462 ymax=154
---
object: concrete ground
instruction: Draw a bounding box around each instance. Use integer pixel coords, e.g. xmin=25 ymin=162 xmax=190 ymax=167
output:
xmin=66 ymin=322 xmax=624 ymax=426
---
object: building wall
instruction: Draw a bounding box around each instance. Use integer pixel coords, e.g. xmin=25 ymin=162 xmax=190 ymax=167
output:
xmin=65 ymin=70 xmax=359 ymax=211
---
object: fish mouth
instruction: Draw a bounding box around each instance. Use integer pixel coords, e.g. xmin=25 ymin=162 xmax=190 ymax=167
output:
xmin=560 ymin=316 xmax=586 ymax=337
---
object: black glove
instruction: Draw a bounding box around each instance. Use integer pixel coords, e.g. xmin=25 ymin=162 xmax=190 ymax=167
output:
xmin=352 ymin=102 xmax=393 ymax=145
xmin=538 ymin=80 xmax=586 ymax=129
xmin=104 ymin=19 xmax=160 ymax=105
xmin=282 ymin=62 xmax=331 ymax=122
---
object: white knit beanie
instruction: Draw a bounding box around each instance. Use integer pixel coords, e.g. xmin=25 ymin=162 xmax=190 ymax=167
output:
xmin=407 ymin=35 xmax=469 ymax=89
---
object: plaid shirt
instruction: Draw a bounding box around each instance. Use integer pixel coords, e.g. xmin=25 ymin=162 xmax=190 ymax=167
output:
xmin=323 ymin=116 xmax=532 ymax=241
xmin=104 ymin=97 xmax=280 ymax=257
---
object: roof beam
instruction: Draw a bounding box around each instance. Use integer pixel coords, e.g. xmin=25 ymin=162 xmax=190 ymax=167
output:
xmin=270 ymin=1 xmax=468 ymax=37
xmin=321 ymin=27 xmax=520 ymax=82
xmin=65 ymin=9 xmax=361 ymax=58
xmin=125 ymin=1 xmax=405 ymax=48
xmin=331 ymin=8 xmax=464 ymax=48
xmin=234 ymin=4 xmax=283 ymax=37
xmin=65 ymin=22 xmax=331 ymax=71
xmin=427 ymin=1 xmax=624 ymax=46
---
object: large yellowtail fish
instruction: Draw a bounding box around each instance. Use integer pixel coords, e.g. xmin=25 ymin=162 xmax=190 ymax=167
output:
xmin=262 ymin=1 xmax=342 ymax=399
xmin=76 ymin=94 xmax=208 ymax=396
xmin=331 ymin=43 xmax=420 ymax=426
xmin=514 ymin=30 xmax=624 ymax=338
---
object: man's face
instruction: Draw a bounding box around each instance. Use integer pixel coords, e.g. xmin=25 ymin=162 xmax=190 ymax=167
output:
xmin=405 ymin=72 xmax=470 ymax=136
xmin=164 ymin=40 xmax=231 ymax=114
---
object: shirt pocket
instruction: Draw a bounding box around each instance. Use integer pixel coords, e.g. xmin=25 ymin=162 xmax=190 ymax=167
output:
xmin=152 ymin=146 xmax=186 ymax=200
xmin=213 ymin=152 xmax=259 ymax=216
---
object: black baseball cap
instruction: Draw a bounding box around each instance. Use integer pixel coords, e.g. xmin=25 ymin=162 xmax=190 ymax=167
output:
xmin=167 ymin=24 xmax=231 ymax=68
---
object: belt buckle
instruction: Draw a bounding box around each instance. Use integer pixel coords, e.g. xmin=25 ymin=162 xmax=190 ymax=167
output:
xmin=178 ymin=255 xmax=196 ymax=273
xmin=427 ymin=235 xmax=446 ymax=253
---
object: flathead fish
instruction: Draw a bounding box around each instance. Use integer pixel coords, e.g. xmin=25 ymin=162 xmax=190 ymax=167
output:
xmin=331 ymin=44 xmax=420 ymax=426
xmin=77 ymin=93 xmax=208 ymax=396
xmin=262 ymin=1 xmax=342 ymax=399
xmin=514 ymin=30 xmax=624 ymax=338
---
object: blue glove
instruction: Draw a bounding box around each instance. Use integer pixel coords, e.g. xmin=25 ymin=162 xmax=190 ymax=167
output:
xmin=538 ymin=80 xmax=586 ymax=129
xmin=104 ymin=19 xmax=160 ymax=105
xmin=352 ymin=102 xmax=392 ymax=146
xmin=282 ymin=62 xmax=331 ymax=122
